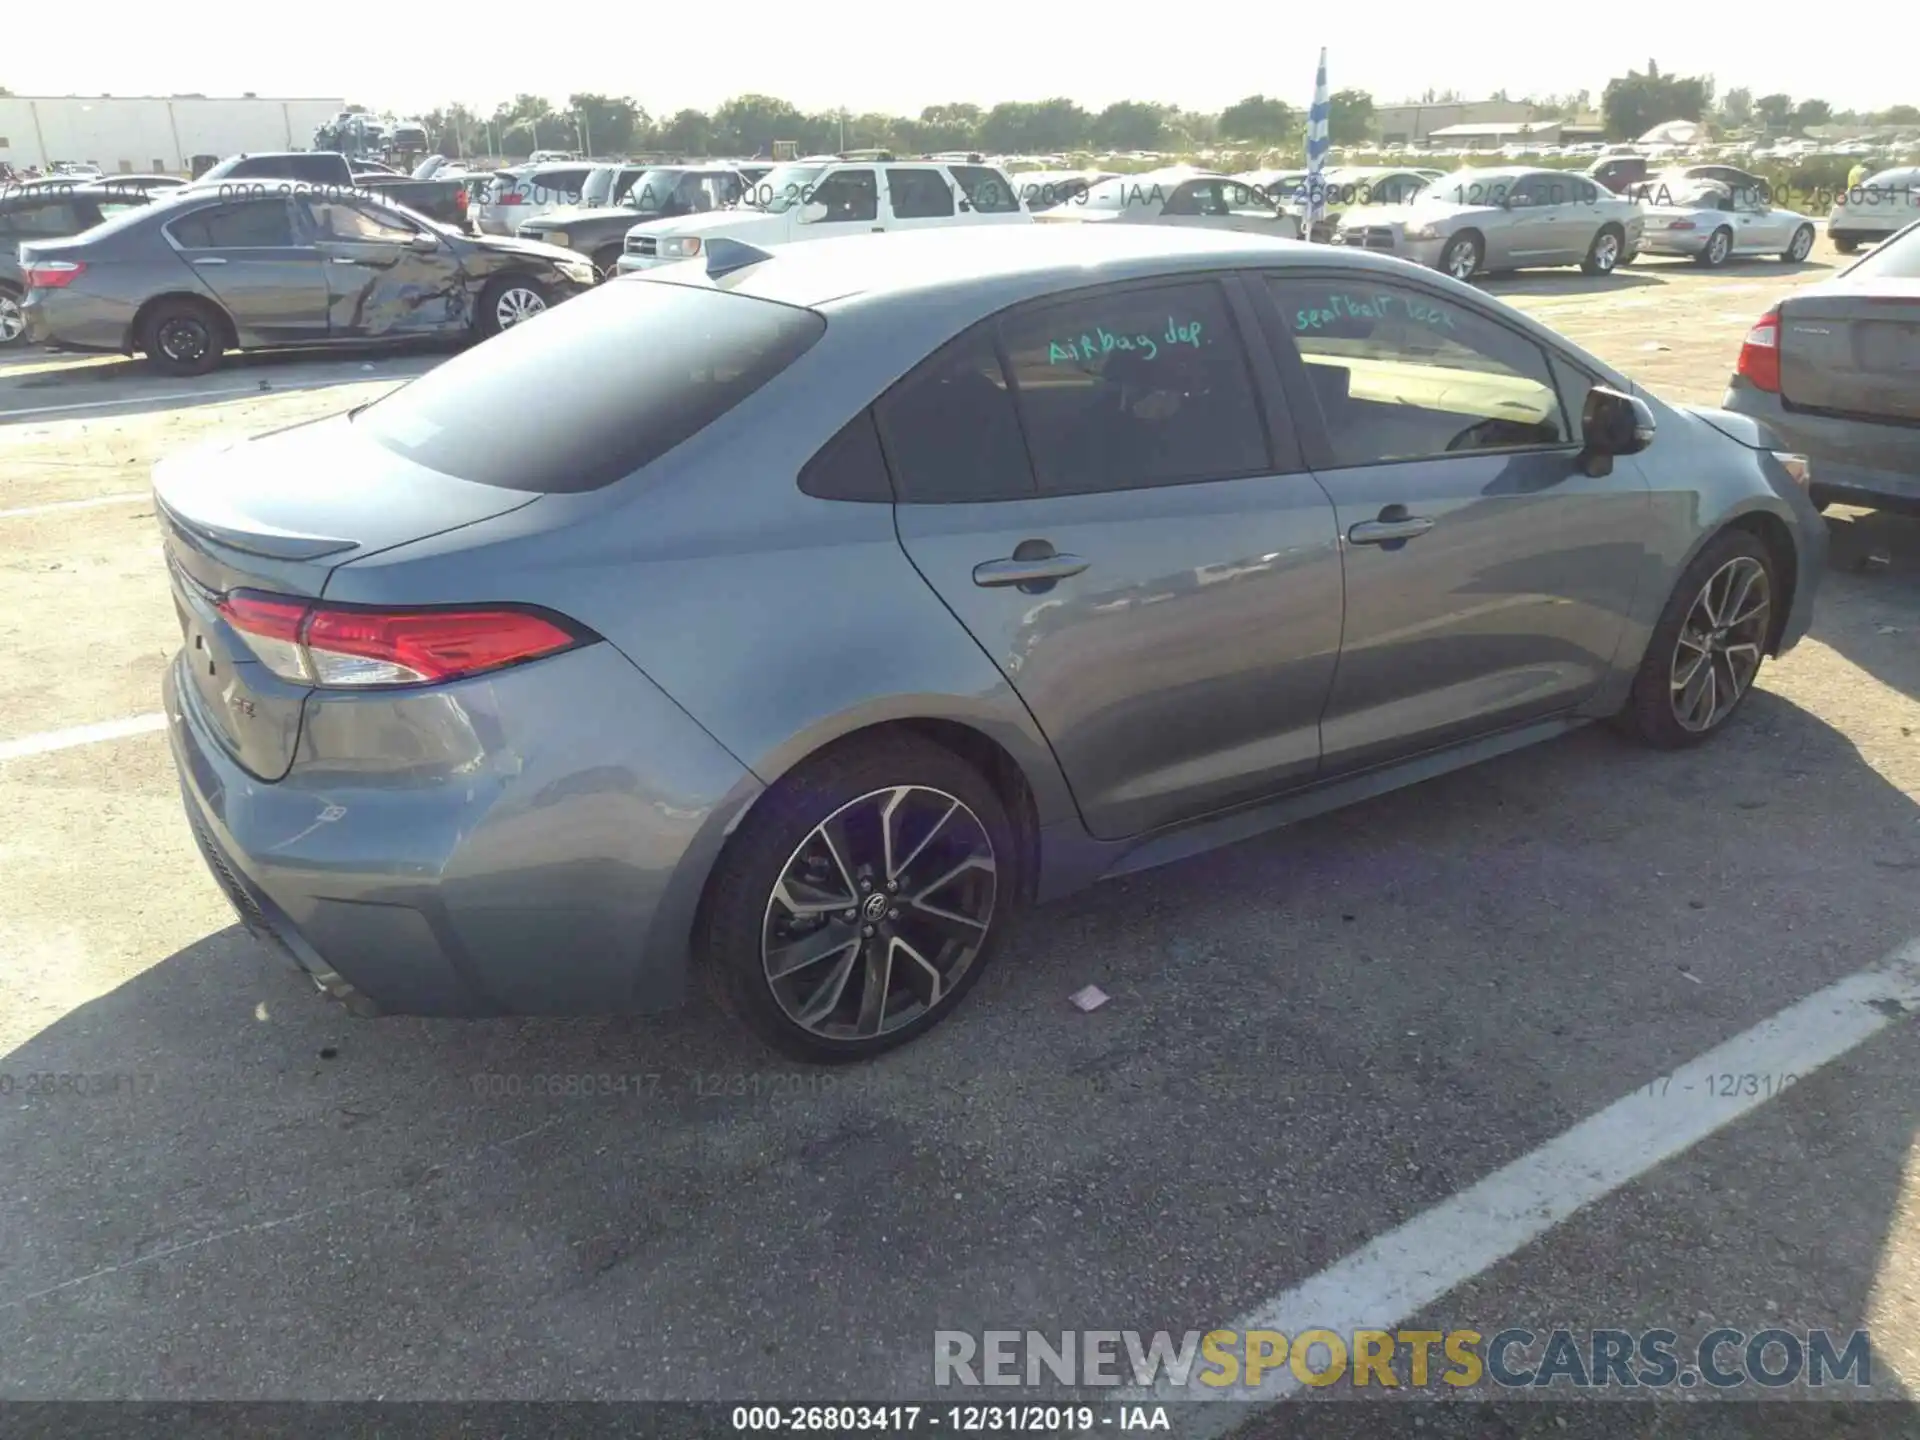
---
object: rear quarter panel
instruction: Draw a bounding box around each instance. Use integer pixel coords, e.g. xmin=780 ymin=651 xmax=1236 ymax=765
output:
xmin=320 ymin=300 xmax=1080 ymax=838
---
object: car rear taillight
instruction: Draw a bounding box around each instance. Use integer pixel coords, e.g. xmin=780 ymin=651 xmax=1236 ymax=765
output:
xmin=1666 ymin=219 xmax=1696 ymax=230
xmin=455 ymin=188 xmax=468 ymax=208
xmin=497 ymin=192 xmax=524 ymax=205
xmin=25 ymin=260 xmax=86 ymax=289
xmin=217 ymin=591 xmax=591 ymax=688
xmin=1735 ymin=306 xmax=1781 ymax=394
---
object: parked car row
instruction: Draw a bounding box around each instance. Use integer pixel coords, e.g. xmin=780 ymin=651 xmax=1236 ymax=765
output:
xmin=13 ymin=183 xmax=595 ymax=371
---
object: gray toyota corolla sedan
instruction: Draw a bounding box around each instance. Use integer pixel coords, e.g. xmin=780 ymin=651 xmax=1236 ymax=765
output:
xmin=159 ymin=225 xmax=1826 ymax=1061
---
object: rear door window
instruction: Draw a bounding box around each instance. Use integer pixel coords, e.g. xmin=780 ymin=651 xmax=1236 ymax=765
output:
xmin=887 ymin=168 xmax=956 ymax=218
xmin=354 ymin=283 xmax=826 ymax=492
xmin=874 ymin=330 xmax=1034 ymax=503
xmin=950 ymin=165 xmax=1021 ymax=213
xmin=167 ymin=199 xmax=299 ymax=248
xmin=997 ymin=281 xmax=1269 ymax=496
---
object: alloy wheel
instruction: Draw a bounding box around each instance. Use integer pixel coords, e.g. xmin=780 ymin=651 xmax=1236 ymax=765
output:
xmin=761 ymin=785 xmax=997 ymax=1041
xmin=158 ymin=317 xmax=210 ymax=363
xmin=0 ymin=294 xmax=23 ymax=344
xmin=495 ymin=287 xmax=546 ymax=329
xmin=1670 ymin=555 xmax=1770 ymax=733
xmin=1593 ymin=232 xmax=1620 ymax=270
xmin=1790 ymin=228 xmax=1813 ymax=261
xmin=1446 ymin=242 xmax=1477 ymax=279
xmin=1708 ymin=232 xmax=1730 ymax=265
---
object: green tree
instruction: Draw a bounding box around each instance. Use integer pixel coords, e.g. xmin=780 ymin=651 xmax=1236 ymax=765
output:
xmin=1092 ymin=100 xmax=1167 ymax=150
xmin=1600 ymin=62 xmax=1712 ymax=139
xmin=1794 ymin=98 xmax=1833 ymax=130
xmin=568 ymin=93 xmax=644 ymax=155
xmin=654 ymin=108 xmax=716 ymax=156
xmin=1718 ymin=87 xmax=1753 ymax=129
xmin=978 ymin=99 xmax=1090 ymax=153
xmin=1875 ymin=104 xmax=1920 ymax=125
xmin=715 ymin=94 xmax=809 ymax=156
xmin=1753 ymin=93 xmax=1795 ymax=134
xmin=1217 ymin=94 xmax=1295 ymax=143
xmin=1327 ymin=89 xmax=1375 ymax=145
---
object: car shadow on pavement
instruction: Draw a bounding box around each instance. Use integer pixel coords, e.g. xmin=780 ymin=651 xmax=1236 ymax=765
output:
xmin=1 ymin=692 xmax=1917 ymax=1401
xmin=1816 ymin=508 xmax=1920 ymax=701
xmin=1481 ymin=270 xmax=1667 ymax=299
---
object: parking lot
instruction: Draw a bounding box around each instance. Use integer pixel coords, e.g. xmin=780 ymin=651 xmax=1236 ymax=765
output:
xmin=2 ymin=238 xmax=1918 ymax=1428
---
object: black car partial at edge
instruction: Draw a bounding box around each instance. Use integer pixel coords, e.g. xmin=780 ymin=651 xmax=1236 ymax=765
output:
xmin=18 ymin=184 xmax=597 ymax=374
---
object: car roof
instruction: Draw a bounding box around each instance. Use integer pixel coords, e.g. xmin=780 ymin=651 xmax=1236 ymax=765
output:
xmin=709 ymin=224 xmax=1373 ymax=311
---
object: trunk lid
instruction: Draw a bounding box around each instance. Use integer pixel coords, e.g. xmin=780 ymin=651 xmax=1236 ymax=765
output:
xmin=1779 ymin=279 xmax=1920 ymax=424
xmin=155 ymin=411 xmax=541 ymax=780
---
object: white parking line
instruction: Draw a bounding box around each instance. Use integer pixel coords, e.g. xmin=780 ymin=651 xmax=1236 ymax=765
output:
xmin=0 ymin=713 xmax=167 ymax=762
xmin=1133 ymin=938 xmax=1920 ymax=1424
xmin=0 ymin=492 xmax=147 ymax=520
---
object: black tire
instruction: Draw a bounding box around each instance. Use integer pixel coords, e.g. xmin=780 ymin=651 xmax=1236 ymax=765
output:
xmin=472 ymin=273 xmax=548 ymax=340
xmin=1832 ymin=235 xmax=1859 ymax=255
xmin=1581 ymin=224 xmax=1625 ymax=275
xmin=138 ymin=297 xmax=225 ymax=376
xmin=1781 ymin=225 xmax=1815 ymax=263
xmin=1437 ymin=232 xmax=1482 ymax=282
xmin=1695 ymin=227 xmax=1733 ymax=268
xmin=1617 ymin=247 xmax=1638 ymax=267
xmin=0 ymin=284 xmax=25 ymax=348
xmin=699 ymin=732 xmax=1017 ymax=1063
xmin=1616 ymin=529 xmax=1776 ymax=749
xmin=591 ymin=245 xmax=622 ymax=282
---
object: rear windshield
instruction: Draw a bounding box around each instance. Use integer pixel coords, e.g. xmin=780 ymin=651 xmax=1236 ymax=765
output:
xmin=354 ymin=280 xmax=827 ymax=492
xmin=1840 ymin=220 xmax=1920 ymax=280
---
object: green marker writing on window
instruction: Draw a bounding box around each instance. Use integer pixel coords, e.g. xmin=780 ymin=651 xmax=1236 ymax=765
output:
xmin=1047 ymin=318 xmax=1205 ymax=365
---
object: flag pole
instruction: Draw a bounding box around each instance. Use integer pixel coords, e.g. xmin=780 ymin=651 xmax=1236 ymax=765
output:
xmin=1305 ymin=47 xmax=1330 ymax=242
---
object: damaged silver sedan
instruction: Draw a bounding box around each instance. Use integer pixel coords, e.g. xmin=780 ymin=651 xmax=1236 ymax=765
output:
xmin=17 ymin=185 xmax=597 ymax=375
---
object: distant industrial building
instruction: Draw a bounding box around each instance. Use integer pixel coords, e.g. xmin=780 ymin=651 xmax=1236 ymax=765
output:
xmin=1373 ymin=99 xmax=1535 ymax=147
xmin=0 ymin=95 xmax=346 ymax=174
xmin=1415 ymin=114 xmax=1606 ymax=149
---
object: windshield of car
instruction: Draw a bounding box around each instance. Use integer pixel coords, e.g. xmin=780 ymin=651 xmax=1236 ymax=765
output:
xmin=1840 ymin=219 xmax=1920 ymax=280
xmin=751 ymin=164 xmax=827 ymax=213
xmin=354 ymin=281 xmax=827 ymax=492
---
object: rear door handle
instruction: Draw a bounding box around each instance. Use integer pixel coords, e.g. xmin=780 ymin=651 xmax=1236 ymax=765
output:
xmin=973 ymin=554 xmax=1090 ymax=588
xmin=1348 ymin=517 xmax=1434 ymax=545
xmin=871 ymin=226 xmax=886 ymax=233
xmin=331 ymin=257 xmax=360 ymax=265
xmin=191 ymin=256 xmax=228 ymax=265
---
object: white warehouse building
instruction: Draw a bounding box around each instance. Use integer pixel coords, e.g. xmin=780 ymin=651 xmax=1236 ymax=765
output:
xmin=0 ymin=95 xmax=348 ymax=174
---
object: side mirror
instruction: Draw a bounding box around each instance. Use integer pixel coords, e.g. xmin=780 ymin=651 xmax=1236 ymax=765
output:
xmin=798 ymin=200 xmax=829 ymax=224
xmin=1579 ymin=385 xmax=1656 ymax=475
xmin=408 ymin=232 xmax=439 ymax=251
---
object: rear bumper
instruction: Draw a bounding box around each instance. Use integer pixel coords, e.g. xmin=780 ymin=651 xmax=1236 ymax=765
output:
xmin=1723 ymin=377 xmax=1920 ymax=509
xmin=1640 ymin=233 xmax=1710 ymax=256
xmin=165 ymin=642 xmax=763 ymax=1017
xmin=21 ymin=287 xmax=138 ymax=353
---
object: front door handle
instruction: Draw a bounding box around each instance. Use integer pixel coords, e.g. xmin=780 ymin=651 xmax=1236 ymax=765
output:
xmin=191 ymin=256 xmax=228 ymax=265
xmin=1348 ymin=516 xmax=1434 ymax=545
xmin=331 ymin=257 xmax=360 ymax=265
xmin=973 ymin=553 xmax=1089 ymax=589
xmin=871 ymin=226 xmax=886 ymax=233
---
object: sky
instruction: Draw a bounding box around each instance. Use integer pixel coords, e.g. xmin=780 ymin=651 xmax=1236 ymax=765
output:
xmin=3 ymin=4 xmax=1904 ymax=118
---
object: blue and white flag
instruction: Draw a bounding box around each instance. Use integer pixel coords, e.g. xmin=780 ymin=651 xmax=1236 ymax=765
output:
xmin=1305 ymin=47 xmax=1331 ymax=236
